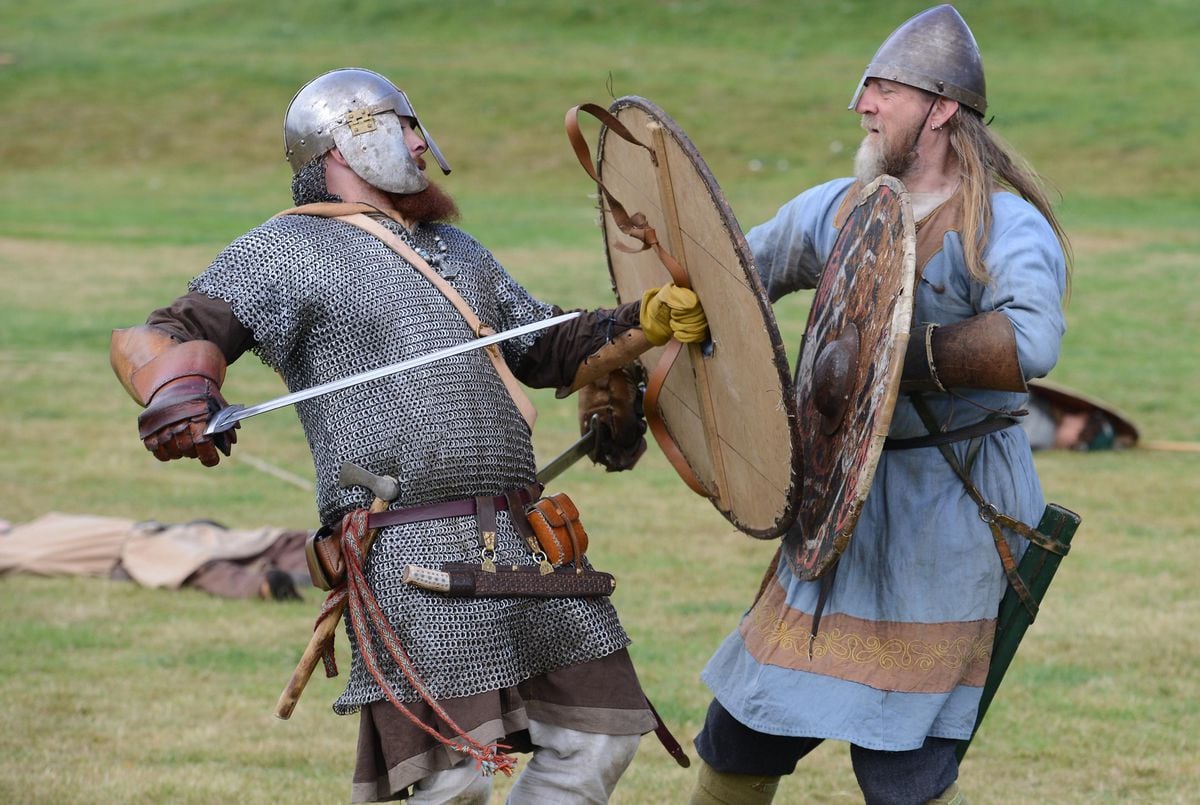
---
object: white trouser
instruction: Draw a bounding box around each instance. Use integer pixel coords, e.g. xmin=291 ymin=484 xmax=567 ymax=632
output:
xmin=407 ymin=719 xmax=641 ymax=804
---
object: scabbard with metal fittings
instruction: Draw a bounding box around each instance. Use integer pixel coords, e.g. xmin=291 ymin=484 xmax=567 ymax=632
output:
xmin=402 ymin=562 xmax=616 ymax=598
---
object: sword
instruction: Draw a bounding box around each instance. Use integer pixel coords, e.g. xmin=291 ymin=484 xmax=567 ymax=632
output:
xmin=536 ymin=415 xmax=600 ymax=485
xmin=205 ymin=311 xmax=582 ymax=436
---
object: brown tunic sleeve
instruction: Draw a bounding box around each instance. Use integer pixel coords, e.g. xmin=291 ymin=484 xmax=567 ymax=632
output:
xmin=513 ymin=300 xmax=642 ymax=389
xmin=145 ymin=291 xmax=257 ymax=364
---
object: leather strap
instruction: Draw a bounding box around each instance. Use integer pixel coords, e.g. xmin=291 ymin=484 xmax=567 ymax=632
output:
xmin=884 ymin=414 xmax=1017 ymax=450
xmin=910 ymin=394 xmax=1070 ymax=619
xmin=275 ymin=203 xmax=538 ymax=431
xmin=367 ymin=485 xmax=540 ymax=529
xmin=338 ymin=211 xmax=539 ymax=431
xmin=564 ymin=104 xmax=709 ymax=497
xmin=645 ymin=696 xmax=691 ymax=768
xmin=476 ymin=494 xmax=499 ymax=572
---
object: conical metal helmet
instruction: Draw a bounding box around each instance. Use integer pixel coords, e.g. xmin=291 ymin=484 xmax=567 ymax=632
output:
xmin=283 ymin=68 xmax=450 ymax=193
xmin=848 ymin=4 xmax=987 ymax=115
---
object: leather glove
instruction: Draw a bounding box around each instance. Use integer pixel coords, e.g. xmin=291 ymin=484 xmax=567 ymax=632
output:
xmin=639 ymin=284 xmax=709 ymax=346
xmin=578 ymin=365 xmax=647 ymax=472
xmin=138 ymin=376 xmax=237 ymax=467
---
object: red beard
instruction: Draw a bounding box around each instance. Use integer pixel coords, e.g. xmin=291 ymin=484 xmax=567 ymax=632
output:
xmin=386 ymin=181 xmax=460 ymax=224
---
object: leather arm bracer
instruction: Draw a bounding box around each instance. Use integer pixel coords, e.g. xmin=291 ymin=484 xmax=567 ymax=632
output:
xmin=901 ymin=311 xmax=1027 ymax=393
xmin=558 ymin=328 xmax=651 ymax=398
xmin=110 ymin=325 xmax=235 ymax=466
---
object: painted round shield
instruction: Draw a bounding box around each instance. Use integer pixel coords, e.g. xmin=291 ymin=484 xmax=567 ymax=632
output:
xmin=785 ymin=176 xmax=916 ymax=580
xmin=594 ymin=96 xmax=800 ymax=538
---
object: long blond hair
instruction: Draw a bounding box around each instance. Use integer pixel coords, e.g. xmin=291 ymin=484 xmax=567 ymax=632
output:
xmin=946 ymin=109 xmax=1073 ymax=293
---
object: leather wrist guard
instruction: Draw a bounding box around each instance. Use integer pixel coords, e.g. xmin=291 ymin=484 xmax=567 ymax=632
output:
xmin=111 ymin=326 xmax=228 ymax=405
xmin=901 ymin=311 xmax=1027 ymax=393
xmin=560 ymin=328 xmax=651 ymax=397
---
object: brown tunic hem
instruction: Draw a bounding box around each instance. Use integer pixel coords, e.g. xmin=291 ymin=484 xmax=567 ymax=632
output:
xmin=349 ymin=648 xmax=654 ymax=802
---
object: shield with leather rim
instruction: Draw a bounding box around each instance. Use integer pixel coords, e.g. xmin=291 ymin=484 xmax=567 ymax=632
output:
xmin=785 ymin=175 xmax=916 ymax=579
xmin=567 ymin=96 xmax=799 ymax=538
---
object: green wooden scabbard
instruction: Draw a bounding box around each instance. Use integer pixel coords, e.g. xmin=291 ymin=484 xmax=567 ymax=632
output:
xmin=957 ymin=503 xmax=1081 ymax=762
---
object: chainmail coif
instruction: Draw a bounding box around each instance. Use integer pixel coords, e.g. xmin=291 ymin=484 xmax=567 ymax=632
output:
xmin=291 ymin=155 xmax=341 ymax=206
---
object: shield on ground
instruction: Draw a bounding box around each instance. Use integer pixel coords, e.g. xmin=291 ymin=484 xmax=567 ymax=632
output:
xmin=585 ymin=96 xmax=799 ymax=538
xmin=1027 ymin=379 xmax=1140 ymax=449
xmin=784 ymin=175 xmax=916 ymax=580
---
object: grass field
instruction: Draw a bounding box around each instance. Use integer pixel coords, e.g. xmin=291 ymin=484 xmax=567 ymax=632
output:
xmin=2 ymin=1 xmax=1198 ymax=802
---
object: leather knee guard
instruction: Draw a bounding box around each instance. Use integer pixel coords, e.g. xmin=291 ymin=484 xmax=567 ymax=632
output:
xmin=927 ymin=781 xmax=966 ymax=804
xmin=689 ymin=759 xmax=780 ymax=805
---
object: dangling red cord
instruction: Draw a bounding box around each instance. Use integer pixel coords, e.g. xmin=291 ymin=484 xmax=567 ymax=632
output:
xmin=314 ymin=508 xmax=517 ymax=777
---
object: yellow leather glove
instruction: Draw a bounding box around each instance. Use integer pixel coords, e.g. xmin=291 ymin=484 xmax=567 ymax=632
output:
xmin=639 ymin=284 xmax=709 ymax=346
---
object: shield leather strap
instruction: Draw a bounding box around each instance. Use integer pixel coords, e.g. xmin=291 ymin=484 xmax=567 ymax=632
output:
xmin=276 ymin=203 xmax=538 ymax=431
xmin=565 ymin=103 xmax=705 ymax=498
xmin=785 ymin=175 xmax=916 ymax=580
xmin=566 ymin=98 xmax=799 ymax=538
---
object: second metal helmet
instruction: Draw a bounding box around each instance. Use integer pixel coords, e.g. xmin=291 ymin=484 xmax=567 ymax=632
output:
xmin=283 ymin=68 xmax=451 ymax=194
xmin=848 ymin=4 xmax=987 ymax=115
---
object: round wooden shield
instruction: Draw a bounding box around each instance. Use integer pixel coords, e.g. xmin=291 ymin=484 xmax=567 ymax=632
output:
xmin=785 ymin=176 xmax=916 ymax=580
xmin=595 ymin=96 xmax=799 ymax=538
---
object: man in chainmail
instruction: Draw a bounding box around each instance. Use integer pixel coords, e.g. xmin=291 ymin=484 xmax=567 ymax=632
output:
xmin=111 ymin=67 xmax=706 ymax=803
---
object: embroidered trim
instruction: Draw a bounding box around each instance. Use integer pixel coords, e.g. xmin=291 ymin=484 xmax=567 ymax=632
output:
xmin=739 ymin=579 xmax=993 ymax=693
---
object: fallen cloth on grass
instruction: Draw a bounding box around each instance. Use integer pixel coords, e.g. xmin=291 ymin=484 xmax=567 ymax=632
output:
xmin=0 ymin=512 xmax=309 ymax=600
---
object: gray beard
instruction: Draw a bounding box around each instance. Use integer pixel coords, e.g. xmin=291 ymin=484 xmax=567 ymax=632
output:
xmin=853 ymin=128 xmax=918 ymax=184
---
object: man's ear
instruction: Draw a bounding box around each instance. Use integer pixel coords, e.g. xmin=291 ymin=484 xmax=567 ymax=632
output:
xmin=327 ymin=147 xmax=350 ymax=167
xmin=934 ymin=97 xmax=960 ymax=129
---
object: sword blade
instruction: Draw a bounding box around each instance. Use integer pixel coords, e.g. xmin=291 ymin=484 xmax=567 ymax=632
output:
xmin=536 ymin=416 xmax=600 ymax=485
xmin=205 ymin=311 xmax=582 ymax=435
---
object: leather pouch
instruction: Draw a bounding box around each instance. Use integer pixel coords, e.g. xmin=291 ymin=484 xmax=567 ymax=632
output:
xmin=525 ymin=493 xmax=589 ymax=568
xmin=305 ymin=508 xmax=372 ymax=591
xmin=305 ymin=525 xmax=343 ymax=591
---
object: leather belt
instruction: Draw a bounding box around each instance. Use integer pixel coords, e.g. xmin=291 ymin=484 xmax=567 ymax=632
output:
xmin=368 ymin=485 xmax=540 ymax=529
xmin=883 ymin=415 xmax=1018 ymax=451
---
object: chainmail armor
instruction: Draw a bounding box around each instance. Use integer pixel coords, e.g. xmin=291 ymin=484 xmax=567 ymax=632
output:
xmin=291 ymin=155 xmax=341 ymax=206
xmin=189 ymin=213 xmax=632 ymax=710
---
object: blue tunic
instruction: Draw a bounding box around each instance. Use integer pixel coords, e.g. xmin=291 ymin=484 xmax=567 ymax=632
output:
xmin=701 ymin=178 xmax=1067 ymax=751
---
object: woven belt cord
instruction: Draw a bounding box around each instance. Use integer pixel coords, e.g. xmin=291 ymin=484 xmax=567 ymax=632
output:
xmin=314 ymin=508 xmax=516 ymax=777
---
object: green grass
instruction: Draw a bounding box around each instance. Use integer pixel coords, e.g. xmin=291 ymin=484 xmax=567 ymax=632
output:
xmin=2 ymin=1 xmax=1199 ymax=802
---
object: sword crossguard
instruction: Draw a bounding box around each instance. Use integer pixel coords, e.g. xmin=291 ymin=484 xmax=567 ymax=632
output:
xmin=203 ymin=403 xmax=245 ymax=436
